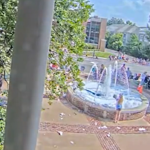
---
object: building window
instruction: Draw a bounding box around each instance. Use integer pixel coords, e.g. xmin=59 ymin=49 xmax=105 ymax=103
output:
xmin=92 ymin=21 xmax=96 ymax=26
xmin=95 ymin=33 xmax=99 ymax=38
xmin=90 ymin=33 xmax=94 ymax=37
xmin=86 ymin=32 xmax=89 ymax=36
xmin=94 ymin=37 xmax=98 ymax=44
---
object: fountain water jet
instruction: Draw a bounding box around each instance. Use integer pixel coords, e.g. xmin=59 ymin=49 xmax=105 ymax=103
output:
xmin=124 ymin=68 xmax=130 ymax=97
xmin=114 ymin=61 xmax=118 ymax=87
xmin=75 ymin=62 xmax=143 ymax=110
xmin=66 ymin=62 xmax=149 ymax=121
xmin=94 ymin=67 xmax=107 ymax=98
xmin=105 ymin=65 xmax=112 ymax=97
xmin=86 ymin=62 xmax=98 ymax=83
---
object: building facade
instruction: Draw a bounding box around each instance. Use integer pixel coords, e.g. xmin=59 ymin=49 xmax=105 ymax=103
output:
xmin=138 ymin=27 xmax=149 ymax=43
xmin=84 ymin=16 xmax=107 ymax=51
xmin=107 ymin=24 xmax=149 ymax=45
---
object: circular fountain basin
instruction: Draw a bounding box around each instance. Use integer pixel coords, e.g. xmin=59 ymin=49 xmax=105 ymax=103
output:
xmin=66 ymin=82 xmax=149 ymax=121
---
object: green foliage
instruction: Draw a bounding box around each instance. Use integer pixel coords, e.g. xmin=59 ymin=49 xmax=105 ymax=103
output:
xmin=0 ymin=107 xmax=6 ymax=146
xmin=0 ymin=145 xmax=3 ymax=150
xmin=123 ymin=34 xmax=142 ymax=57
xmin=144 ymin=45 xmax=150 ymax=59
xmin=0 ymin=0 xmax=93 ymax=145
xmin=45 ymin=0 xmax=93 ymax=100
xmin=0 ymin=0 xmax=93 ymax=101
xmin=85 ymin=51 xmax=113 ymax=58
xmin=105 ymin=31 xmax=112 ymax=48
xmin=123 ymin=33 xmax=150 ymax=59
xmin=0 ymin=0 xmax=18 ymax=75
xmin=144 ymin=26 xmax=150 ymax=58
xmin=0 ymin=0 xmax=17 ymax=146
xmin=107 ymin=33 xmax=123 ymax=51
xmin=126 ymin=21 xmax=135 ymax=26
xmin=85 ymin=43 xmax=96 ymax=49
xmin=107 ymin=17 xmax=135 ymax=26
xmin=146 ymin=26 xmax=150 ymax=42
xmin=107 ymin=17 xmax=125 ymax=26
xmin=126 ymin=20 xmax=132 ymax=25
xmin=106 ymin=25 xmax=149 ymax=59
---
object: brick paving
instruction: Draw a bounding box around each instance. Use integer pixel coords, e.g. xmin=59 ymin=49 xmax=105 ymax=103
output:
xmin=39 ymin=54 xmax=150 ymax=150
xmin=38 ymin=99 xmax=150 ymax=150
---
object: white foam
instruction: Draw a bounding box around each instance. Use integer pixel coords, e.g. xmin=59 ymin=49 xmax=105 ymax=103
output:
xmin=75 ymin=82 xmax=142 ymax=109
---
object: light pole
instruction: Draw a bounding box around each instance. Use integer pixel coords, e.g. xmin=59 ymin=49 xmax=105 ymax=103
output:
xmin=4 ymin=0 xmax=55 ymax=150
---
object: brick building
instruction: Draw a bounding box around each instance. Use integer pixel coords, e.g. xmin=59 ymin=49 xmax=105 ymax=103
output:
xmin=84 ymin=16 xmax=107 ymax=51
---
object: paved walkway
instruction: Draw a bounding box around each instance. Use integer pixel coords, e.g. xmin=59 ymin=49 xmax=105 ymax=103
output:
xmin=2 ymin=49 xmax=149 ymax=149
xmin=37 ymin=52 xmax=150 ymax=150
xmin=37 ymin=98 xmax=150 ymax=150
xmin=79 ymin=55 xmax=150 ymax=75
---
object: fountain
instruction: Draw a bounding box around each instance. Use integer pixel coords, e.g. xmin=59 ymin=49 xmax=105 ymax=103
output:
xmin=114 ymin=61 xmax=118 ymax=87
xmin=86 ymin=62 xmax=98 ymax=82
xmin=95 ymin=65 xmax=112 ymax=98
xmin=105 ymin=65 xmax=112 ymax=96
xmin=66 ymin=62 xmax=149 ymax=121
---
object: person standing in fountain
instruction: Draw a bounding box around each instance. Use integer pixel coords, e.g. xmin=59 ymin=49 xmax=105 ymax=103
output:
xmin=119 ymin=64 xmax=127 ymax=84
xmin=126 ymin=68 xmax=132 ymax=79
xmin=99 ymin=64 xmax=106 ymax=82
xmin=113 ymin=94 xmax=124 ymax=123
xmin=100 ymin=64 xmax=105 ymax=74
xmin=121 ymin=64 xmax=126 ymax=71
xmin=92 ymin=66 xmax=97 ymax=80
xmin=140 ymin=72 xmax=147 ymax=86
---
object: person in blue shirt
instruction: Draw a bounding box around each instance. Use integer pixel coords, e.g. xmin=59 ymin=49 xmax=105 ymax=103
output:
xmin=113 ymin=94 xmax=124 ymax=123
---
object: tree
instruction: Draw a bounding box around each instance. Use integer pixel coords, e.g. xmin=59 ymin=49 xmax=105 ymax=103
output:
xmin=46 ymin=0 xmax=94 ymax=100
xmin=0 ymin=0 xmax=17 ymax=147
xmin=105 ymin=31 xmax=113 ymax=48
xmin=0 ymin=0 xmax=94 ymax=145
xmin=107 ymin=17 xmax=125 ymax=26
xmin=126 ymin=20 xmax=136 ymax=26
xmin=0 ymin=0 xmax=18 ymax=79
xmin=107 ymin=33 xmax=123 ymax=51
xmin=146 ymin=26 xmax=150 ymax=42
xmin=0 ymin=107 xmax=6 ymax=148
xmin=143 ymin=26 xmax=150 ymax=58
xmin=107 ymin=17 xmax=136 ymax=26
xmin=0 ymin=0 xmax=93 ymax=101
xmin=123 ymin=34 xmax=142 ymax=57
xmin=126 ymin=20 xmax=132 ymax=25
xmin=143 ymin=44 xmax=150 ymax=59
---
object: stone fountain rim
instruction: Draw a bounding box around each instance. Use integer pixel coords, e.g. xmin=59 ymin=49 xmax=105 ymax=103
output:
xmin=67 ymin=87 xmax=149 ymax=113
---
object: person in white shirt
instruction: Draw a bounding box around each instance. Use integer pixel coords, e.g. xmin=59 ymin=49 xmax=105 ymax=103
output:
xmin=140 ymin=72 xmax=147 ymax=86
xmin=126 ymin=68 xmax=132 ymax=79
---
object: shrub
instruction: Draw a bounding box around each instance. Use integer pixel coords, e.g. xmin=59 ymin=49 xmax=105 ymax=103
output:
xmin=85 ymin=44 xmax=96 ymax=49
xmin=0 ymin=107 xmax=6 ymax=146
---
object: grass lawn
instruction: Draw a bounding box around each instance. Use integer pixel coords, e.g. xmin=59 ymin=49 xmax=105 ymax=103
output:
xmin=85 ymin=51 xmax=114 ymax=58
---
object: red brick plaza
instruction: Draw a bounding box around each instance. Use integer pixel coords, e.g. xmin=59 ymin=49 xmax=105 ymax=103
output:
xmin=37 ymin=98 xmax=150 ymax=150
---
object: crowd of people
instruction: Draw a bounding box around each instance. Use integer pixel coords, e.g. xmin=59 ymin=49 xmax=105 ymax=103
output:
xmin=108 ymin=50 xmax=150 ymax=90
xmin=133 ymin=72 xmax=150 ymax=89
xmin=113 ymin=64 xmax=150 ymax=123
xmin=108 ymin=51 xmax=150 ymax=67
xmin=120 ymin=64 xmax=150 ymax=90
xmin=91 ymin=64 xmax=106 ymax=81
xmin=132 ymin=58 xmax=150 ymax=66
xmin=82 ymin=62 xmax=150 ymax=91
xmin=109 ymin=51 xmax=129 ymax=62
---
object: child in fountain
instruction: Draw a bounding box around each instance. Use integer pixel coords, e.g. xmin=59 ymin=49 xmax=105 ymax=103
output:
xmin=113 ymin=94 xmax=124 ymax=123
